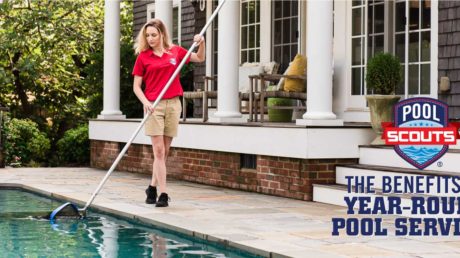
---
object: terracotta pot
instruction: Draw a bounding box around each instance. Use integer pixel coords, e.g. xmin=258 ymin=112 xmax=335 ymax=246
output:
xmin=366 ymin=95 xmax=401 ymax=145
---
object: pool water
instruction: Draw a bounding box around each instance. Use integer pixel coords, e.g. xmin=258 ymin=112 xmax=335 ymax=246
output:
xmin=0 ymin=189 xmax=260 ymax=257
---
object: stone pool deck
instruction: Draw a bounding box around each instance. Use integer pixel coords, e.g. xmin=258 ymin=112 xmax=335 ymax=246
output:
xmin=1 ymin=167 xmax=460 ymax=258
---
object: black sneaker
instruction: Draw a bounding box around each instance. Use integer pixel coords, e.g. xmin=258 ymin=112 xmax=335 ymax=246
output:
xmin=155 ymin=193 xmax=170 ymax=207
xmin=145 ymin=185 xmax=157 ymax=204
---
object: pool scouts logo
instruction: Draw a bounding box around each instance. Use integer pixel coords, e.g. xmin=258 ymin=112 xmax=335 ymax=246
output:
xmin=382 ymin=98 xmax=460 ymax=170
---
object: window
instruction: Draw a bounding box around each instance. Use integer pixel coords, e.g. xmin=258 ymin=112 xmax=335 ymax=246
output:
xmin=272 ymin=0 xmax=299 ymax=73
xmin=146 ymin=0 xmax=181 ymax=44
xmin=240 ymin=154 xmax=257 ymax=169
xmin=350 ymin=0 xmax=431 ymax=97
xmin=240 ymin=0 xmax=260 ymax=64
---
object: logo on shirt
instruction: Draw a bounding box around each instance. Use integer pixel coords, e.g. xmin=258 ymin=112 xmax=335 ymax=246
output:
xmin=169 ymin=58 xmax=177 ymax=66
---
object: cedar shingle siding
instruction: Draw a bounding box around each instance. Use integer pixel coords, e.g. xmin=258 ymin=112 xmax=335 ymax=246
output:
xmin=132 ymin=1 xmax=206 ymax=116
xmin=133 ymin=1 xmax=151 ymax=39
xmin=438 ymin=1 xmax=460 ymax=120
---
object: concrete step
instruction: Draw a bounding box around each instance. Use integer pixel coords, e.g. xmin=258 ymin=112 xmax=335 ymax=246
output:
xmin=358 ymin=145 xmax=460 ymax=173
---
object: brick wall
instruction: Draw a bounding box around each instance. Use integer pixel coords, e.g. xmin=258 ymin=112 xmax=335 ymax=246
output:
xmin=91 ymin=140 xmax=357 ymax=201
xmin=438 ymin=1 xmax=460 ymax=119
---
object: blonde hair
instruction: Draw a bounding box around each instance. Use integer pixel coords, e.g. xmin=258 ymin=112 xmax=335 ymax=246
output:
xmin=134 ymin=19 xmax=172 ymax=54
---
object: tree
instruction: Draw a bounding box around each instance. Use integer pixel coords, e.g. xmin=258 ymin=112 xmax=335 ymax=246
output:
xmin=0 ymin=0 xmax=105 ymax=141
xmin=0 ymin=1 xmax=138 ymax=166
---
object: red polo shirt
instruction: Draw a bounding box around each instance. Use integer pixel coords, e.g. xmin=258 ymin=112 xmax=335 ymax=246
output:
xmin=132 ymin=45 xmax=190 ymax=101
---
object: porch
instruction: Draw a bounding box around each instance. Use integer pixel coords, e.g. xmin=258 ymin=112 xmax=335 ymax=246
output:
xmin=89 ymin=119 xmax=374 ymax=201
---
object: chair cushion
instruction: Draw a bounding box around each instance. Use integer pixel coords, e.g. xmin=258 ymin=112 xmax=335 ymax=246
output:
xmin=239 ymin=64 xmax=264 ymax=93
xmin=284 ymin=54 xmax=307 ymax=92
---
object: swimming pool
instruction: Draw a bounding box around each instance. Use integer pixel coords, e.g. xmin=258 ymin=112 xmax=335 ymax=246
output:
xmin=0 ymin=189 xmax=262 ymax=257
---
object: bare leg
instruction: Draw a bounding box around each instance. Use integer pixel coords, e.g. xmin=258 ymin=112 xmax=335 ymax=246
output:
xmin=151 ymin=136 xmax=172 ymax=194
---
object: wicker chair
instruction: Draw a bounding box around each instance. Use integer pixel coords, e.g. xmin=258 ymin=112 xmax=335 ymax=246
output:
xmin=182 ymin=76 xmax=217 ymax=122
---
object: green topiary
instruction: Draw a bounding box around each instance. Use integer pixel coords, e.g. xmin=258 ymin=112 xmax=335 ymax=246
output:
xmin=4 ymin=118 xmax=50 ymax=167
xmin=365 ymin=52 xmax=402 ymax=95
xmin=56 ymin=124 xmax=89 ymax=165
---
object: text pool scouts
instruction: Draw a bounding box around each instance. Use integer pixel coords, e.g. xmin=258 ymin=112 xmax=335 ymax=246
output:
xmin=332 ymin=175 xmax=460 ymax=236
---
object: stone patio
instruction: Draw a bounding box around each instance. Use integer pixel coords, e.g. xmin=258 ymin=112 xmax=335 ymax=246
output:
xmin=1 ymin=167 xmax=459 ymax=258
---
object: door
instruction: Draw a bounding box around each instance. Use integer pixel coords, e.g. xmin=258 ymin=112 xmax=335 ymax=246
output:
xmin=348 ymin=0 xmax=436 ymax=110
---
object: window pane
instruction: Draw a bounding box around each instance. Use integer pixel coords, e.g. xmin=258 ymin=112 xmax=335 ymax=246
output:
xmin=352 ymin=38 xmax=362 ymax=66
xmin=367 ymin=4 xmax=373 ymax=34
xmin=352 ymin=8 xmax=362 ymax=36
xmin=242 ymin=26 xmax=247 ymax=49
xmin=396 ymin=65 xmax=405 ymax=95
xmin=249 ymin=50 xmax=255 ymax=63
xmin=283 ymin=45 xmax=290 ymax=70
xmin=395 ymin=2 xmax=406 ymax=32
xmin=368 ymin=37 xmax=373 ymax=59
xmin=241 ymin=51 xmax=247 ymax=64
xmin=421 ymin=0 xmax=431 ymax=29
xmin=255 ymin=0 xmax=260 ymax=23
xmin=421 ymin=64 xmax=430 ymax=94
xmin=249 ymin=26 xmax=255 ymax=48
xmin=283 ymin=19 xmax=290 ymax=44
xmin=374 ymin=3 xmax=384 ymax=33
xmin=274 ymin=46 xmax=281 ymax=67
xmin=421 ymin=31 xmax=430 ymax=62
xmin=249 ymin=1 xmax=255 ymax=24
xmin=256 ymin=25 xmax=260 ymax=47
xmin=274 ymin=0 xmax=282 ymax=19
xmin=352 ymin=68 xmax=361 ymax=95
xmin=242 ymin=2 xmax=248 ymax=25
xmin=291 ymin=18 xmax=298 ymax=42
xmin=283 ymin=0 xmax=290 ymax=17
xmin=274 ymin=21 xmax=281 ymax=45
xmin=409 ymin=32 xmax=419 ymax=62
xmin=409 ymin=0 xmax=420 ymax=30
xmin=395 ymin=34 xmax=405 ymax=62
xmin=292 ymin=0 xmax=298 ymax=16
xmin=409 ymin=64 xmax=419 ymax=94
xmin=375 ymin=35 xmax=384 ymax=55
xmin=255 ymin=49 xmax=260 ymax=62
xmin=291 ymin=44 xmax=298 ymax=57
xmin=352 ymin=0 xmax=362 ymax=7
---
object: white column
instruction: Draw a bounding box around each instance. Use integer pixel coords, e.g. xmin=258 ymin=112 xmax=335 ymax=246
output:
xmin=212 ymin=0 xmax=243 ymax=122
xmin=297 ymin=0 xmax=342 ymax=126
xmin=98 ymin=0 xmax=125 ymax=119
xmin=155 ymin=0 xmax=173 ymax=37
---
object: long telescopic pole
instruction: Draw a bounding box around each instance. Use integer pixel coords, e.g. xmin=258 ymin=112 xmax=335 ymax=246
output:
xmin=80 ymin=0 xmax=227 ymax=213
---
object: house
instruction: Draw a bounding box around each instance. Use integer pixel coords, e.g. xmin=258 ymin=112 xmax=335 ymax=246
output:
xmin=89 ymin=0 xmax=460 ymax=204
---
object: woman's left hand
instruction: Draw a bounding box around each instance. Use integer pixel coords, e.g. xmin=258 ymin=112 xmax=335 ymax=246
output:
xmin=193 ymin=34 xmax=204 ymax=46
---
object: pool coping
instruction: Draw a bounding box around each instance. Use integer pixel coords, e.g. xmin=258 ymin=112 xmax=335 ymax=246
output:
xmin=0 ymin=182 xmax=289 ymax=258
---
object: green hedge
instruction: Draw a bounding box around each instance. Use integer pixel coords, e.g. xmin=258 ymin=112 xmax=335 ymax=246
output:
xmin=56 ymin=124 xmax=89 ymax=165
xmin=4 ymin=118 xmax=50 ymax=167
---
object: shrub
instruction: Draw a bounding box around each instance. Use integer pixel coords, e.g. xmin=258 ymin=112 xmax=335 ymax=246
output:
xmin=4 ymin=118 xmax=50 ymax=167
xmin=56 ymin=124 xmax=89 ymax=165
xmin=365 ymin=52 xmax=402 ymax=95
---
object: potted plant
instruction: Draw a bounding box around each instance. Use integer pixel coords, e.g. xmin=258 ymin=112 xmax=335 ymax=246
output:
xmin=365 ymin=52 xmax=402 ymax=145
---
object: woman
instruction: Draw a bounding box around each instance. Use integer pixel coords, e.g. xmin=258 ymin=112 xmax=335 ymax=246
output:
xmin=132 ymin=19 xmax=205 ymax=207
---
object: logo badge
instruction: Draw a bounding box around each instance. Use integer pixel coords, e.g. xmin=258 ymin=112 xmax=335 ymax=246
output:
xmin=383 ymin=98 xmax=459 ymax=170
xmin=169 ymin=58 xmax=177 ymax=66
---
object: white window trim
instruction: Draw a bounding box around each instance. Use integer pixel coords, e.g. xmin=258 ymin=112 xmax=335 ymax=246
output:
xmin=146 ymin=0 xmax=181 ymax=44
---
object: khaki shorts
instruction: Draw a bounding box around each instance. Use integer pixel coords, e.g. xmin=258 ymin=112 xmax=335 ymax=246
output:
xmin=145 ymin=97 xmax=182 ymax=137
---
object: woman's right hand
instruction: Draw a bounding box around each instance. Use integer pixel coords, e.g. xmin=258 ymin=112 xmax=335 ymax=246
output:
xmin=143 ymin=103 xmax=154 ymax=114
